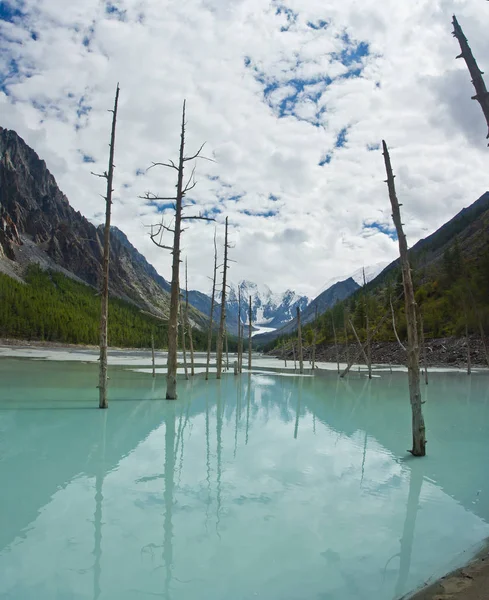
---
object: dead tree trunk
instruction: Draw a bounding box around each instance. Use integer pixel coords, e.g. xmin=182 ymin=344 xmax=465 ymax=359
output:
xmin=205 ymin=230 xmax=218 ymax=380
xmin=344 ymin=308 xmax=350 ymax=366
xmin=179 ymin=298 xmax=188 ymax=381
xmin=391 ymin=294 xmax=406 ymax=351
xmin=283 ymin=339 xmax=287 ymax=367
xmin=292 ymin=341 xmax=297 ymax=371
xmin=95 ymin=84 xmax=120 ymax=410
xmin=383 ymin=140 xmax=426 ymax=457
xmin=332 ymin=315 xmax=340 ymax=374
xmin=237 ymin=288 xmax=243 ymax=373
xmin=363 ymin=268 xmax=372 ymax=379
xmin=349 ymin=319 xmax=371 ymax=372
xmin=216 ymin=217 xmax=229 ymax=379
xmin=248 ymin=295 xmax=252 ymax=371
xmin=311 ymin=306 xmax=318 ymax=370
xmin=144 ymin=100 xmax=214 ymax=399
xmin=452 ymin=15 xmax=489 ymax=142
xmin=225 ymin=328 xmax=229 ymax=371
xmin=151 ymin=330 xmax=156 ymax=378
xmin=296 ymin=307 xmax=304 ymax=374
xmin=185 ymin=259 xmax=195 ymax=376
xmin=419 ymin=313 xmax=428 ymax=385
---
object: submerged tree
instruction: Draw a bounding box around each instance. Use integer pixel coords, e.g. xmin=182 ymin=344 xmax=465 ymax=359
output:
xmin=296 ymin=307 xmax=304 ymax=374
xmin=143 ymin=101 xmax=214 ymax=399
xmin=383 ymin=140 xmax=426 ymax=457
xmin=205 ymin=230 xmax=218 ymax=381
xmin=216 ymin=217 xmax=230 ymax=379
xmin=452 ymin=15 xmax=489 ymax=142
xmin=93 ymin=84 xmax=120 ymax=410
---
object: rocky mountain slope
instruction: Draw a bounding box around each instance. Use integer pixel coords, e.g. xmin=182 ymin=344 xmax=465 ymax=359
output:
xmin=0 ymin=127 xmax=208 ymax=328
xmin=254 ymin=277 xmax=359 ymax=345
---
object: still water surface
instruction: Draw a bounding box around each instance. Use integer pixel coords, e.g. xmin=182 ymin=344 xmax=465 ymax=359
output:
xmin=0 ymin=359 xmax=488 ymax=600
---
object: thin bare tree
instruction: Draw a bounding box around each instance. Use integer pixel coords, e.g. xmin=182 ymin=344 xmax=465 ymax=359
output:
xmin=216 ymin=217 xmax=230 ymax=379
xmin=142 ymin=101 xmax=214 ymax=399
xmin=383 ymin=140 xmax=426 ymax=457
xmin=205 ymin=230 xmax=218 ymax=380
xmin=93 ymin=84 xmax=120 ymax=410
xmin=185 ymin=259 xmax=195 ymax=376
xmin=248 ymin=295 xmax=252 ymax=371
xmin=419 ymin=313 xmax=428 ymax=385
xmin=363 ymin=268 xmax=372 ymax=379
xmin=237 ymin=287 xmax=243 ymax=373
xmin=311 ymin=306 xmax=318 ymax=370
xmin=391 ymin=294 xmax=406 ymax=351
xmin=452 ymin=15 xmax=489 ymax=142
xmin=332 ymin=314 xmax=340 ymax=374
xmin=151 ymin=330 xmax=156 ymax=378
xmin=296 ymin=307 xmax=304 ymax=374
xmin=179 ymin=296 xmax=189 ymax=381
xmin=344 ymin=308 xmax=350 ymax=366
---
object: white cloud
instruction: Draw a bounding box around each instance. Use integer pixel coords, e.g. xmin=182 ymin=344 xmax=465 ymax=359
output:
xmin=1 ymin=0 xmax=488 ymax=298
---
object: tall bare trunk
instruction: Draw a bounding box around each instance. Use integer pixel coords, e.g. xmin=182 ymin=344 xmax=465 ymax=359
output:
xmin=97 ymin=84 xmax=120 ymax=410
xmin=237 ymin=288 xmax=243 ymax=373
xmin=344 ymin=308 xmax=349 ymax=366
xmin=151 ymin=331 xmax=156 ymax=378
xmin=225 ymin=330 xmax=229 ymax=371
xmin=283 ymin=339 xmax=287 ymax=367
xmin=145 ymin=101 xmax=214 ymax=399
xmin=420 ymin=313 xmax=428 ymax=385
xmin=391 ymin=294 xmax=406 ymax=351
xmin=312 ymin=305 xmax=318 ymax=370
xmin=292 ymin=341 xmax=297 ymax=371
xmin=185 ymin=259 xmax=195 ymax=376
xmin=296 ymin=307 xmax=304 ymax=374
xmin=205 ymin=230 xmax=218 ymax=380
xmin=179 ymin=298 xmax=188 ymax=380
xmin=383 ymin=140 xmax=426 ymax=457
xmin=248 ymin=295 xmax=252 ymax=371
xmin=332 ymin=315 xmax=340 ymax=374
xmin=349 ymin=319 xmax=371 ymax=372
xmin=452 ymin=15 xmax=489 ymax=142
xmin=216 ymin=217 xmax=229 ymax=379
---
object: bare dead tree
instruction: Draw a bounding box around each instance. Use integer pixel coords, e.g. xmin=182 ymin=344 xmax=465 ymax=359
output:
xmin=248 ymin=295 xmax=252 ymax=371
xmin=363 ymin=268 xmax=372 ymax=379
xmin=296 ymin=307 xmax=304 ymax=374
xmin=142 ymin=100 xmax=214 ymax=399
xmin=292 ymin=340 xmax=297 ymax=371
xmin=225 ymin=328 xmax=229 ymax=371
xmin=419 ymin=313 xmax=428 ymax=385
xmin=151 ymin=330 xmax=156 ymax=378
xmin=349 ymin=318 xmax=371 ymax=373
xmin=344 ymin=308 xmax=350 ymax=366
xmin=179 ymin=297 xmax=189 ymax=381
xmin=312 ymin=306 xmax=318 ymax=370
xmin=383 ymin=140 xmax=426 ymax=457
xmin=332 ymin=314 xmax=340 ymax=374
xmin=216 ymin=217 xmax=230 ymax=379
xmin=452 ymin=15 xmax=489 ymax=142
xmin=237 ymin=287 xmax=243 ymax=373
xmin=391 ymin=294 xmax=406 ymax=351
xmin=93 ymin=84 xmax=120 ymax=409
xmin=283 ymin=339 xmax=287 ymax=368
xmin=205 ymin=229 xmax=218 ymax=380
xmin=185 ymin=259 xmax=195 ymax=376
xmin=340 ymin=292 xmax=404 ymax=378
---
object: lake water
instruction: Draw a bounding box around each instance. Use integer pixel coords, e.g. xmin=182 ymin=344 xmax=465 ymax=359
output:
xmin=0 ymin=357 xmax=488 ymax=600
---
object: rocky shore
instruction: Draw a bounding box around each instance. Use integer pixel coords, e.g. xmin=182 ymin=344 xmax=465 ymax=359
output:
xmin=270 ymin=335 xmax=489 ymax=369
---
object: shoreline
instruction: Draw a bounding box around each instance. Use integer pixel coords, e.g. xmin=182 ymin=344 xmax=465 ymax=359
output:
xmin=406 ymin=544 xmax=489 ymax=600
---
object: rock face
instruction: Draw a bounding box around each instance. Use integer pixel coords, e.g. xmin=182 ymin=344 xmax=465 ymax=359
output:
xmin=254 ymin=277 xmax=359 ymax=345
xmin=0 ymin=127 xmax=206 ymax=327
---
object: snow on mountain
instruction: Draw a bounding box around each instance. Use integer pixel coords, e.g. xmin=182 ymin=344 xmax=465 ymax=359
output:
xmin=319 ymin=261 xmax=389 ymax=294
xmin=227 ymin=280 xmax=309 ymax=330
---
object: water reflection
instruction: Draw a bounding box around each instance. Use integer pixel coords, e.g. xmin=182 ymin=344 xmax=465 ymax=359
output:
xmin=0 ymin=361 xmax=489 ymax=600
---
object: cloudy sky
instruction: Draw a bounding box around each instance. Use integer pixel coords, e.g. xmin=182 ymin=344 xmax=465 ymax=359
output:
xmin=1 ymin=0 xmax=488 ymax=298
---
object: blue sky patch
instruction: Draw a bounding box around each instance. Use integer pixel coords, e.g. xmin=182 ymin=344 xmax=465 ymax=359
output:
xmin=242 ymin=209 xmax=278 ymax=218
xmin=307 ymin=20 xmax=328 ymax=30
xmin=0 ymin=2 xmax=24 ymax=23
xmin=363 ymin=221 xmax=397 ymax=240
xmin=319 ymin=153 xmax=332 ymax=166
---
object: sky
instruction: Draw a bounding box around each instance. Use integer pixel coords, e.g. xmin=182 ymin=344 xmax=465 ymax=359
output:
xmin=1 ymin=0 xmax=488 ymax=299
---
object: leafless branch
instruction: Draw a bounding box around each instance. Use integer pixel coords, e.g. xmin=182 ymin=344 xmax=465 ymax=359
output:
xmin=183 ymin=142 xmax=206 ymax=162
xmin=181 ymin=215 xmax=215 ymax=221
xmin=147 ymin=160 xmax=179 ymax=171
xmin=92 ymin=171 xmax=108 ymax=179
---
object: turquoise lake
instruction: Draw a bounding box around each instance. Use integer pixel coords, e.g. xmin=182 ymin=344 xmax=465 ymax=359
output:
xmin=0 ymin=358 xmax=488 ymax=600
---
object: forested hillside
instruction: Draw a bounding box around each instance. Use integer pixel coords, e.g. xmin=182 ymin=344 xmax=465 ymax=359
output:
xmin=263 ymin=193 xmax=489 ymax=356
xmin=0 ymin=265 xmax=208 ymax=349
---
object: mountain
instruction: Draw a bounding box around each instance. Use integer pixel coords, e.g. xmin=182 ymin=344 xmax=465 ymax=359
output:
xmin=319 ymin=260 xmax=389 ymax=294
xmin=254 ymin=277 xmax=359 ymax=345
xmin=0 ymin=127 xmax=207 ymax=329
xmin=187 ymin=280 xmax=309 ymax=336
